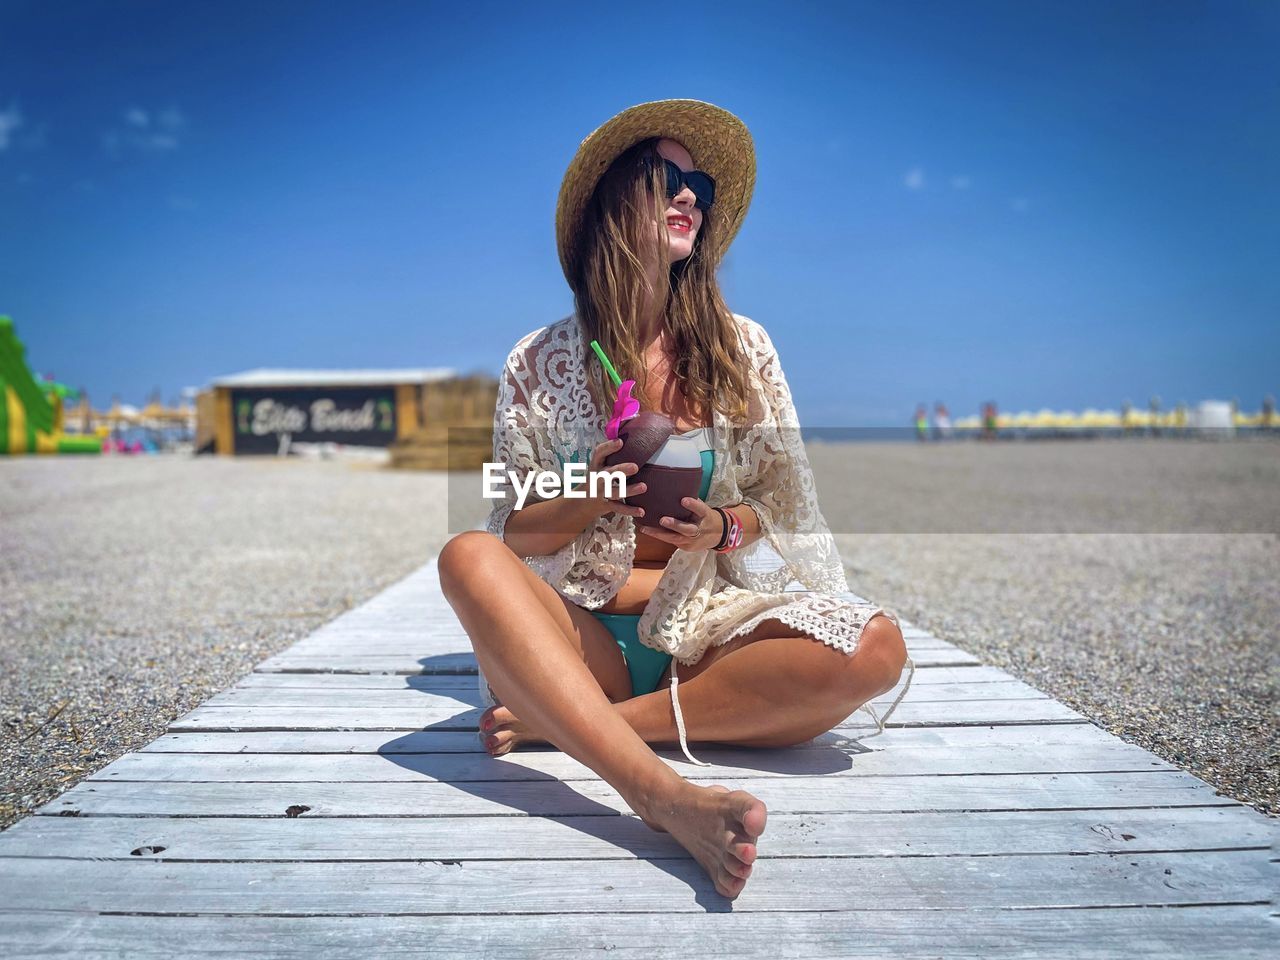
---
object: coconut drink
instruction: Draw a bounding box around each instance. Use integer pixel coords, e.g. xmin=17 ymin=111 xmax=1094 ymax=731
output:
xmin=592 ymin=341 xmax=703 ymax=528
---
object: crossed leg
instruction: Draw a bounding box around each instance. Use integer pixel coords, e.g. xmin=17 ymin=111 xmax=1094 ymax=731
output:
xmin=439 ymin=530 xmax=766 ymax=899
xmin=469 ymin=538 xmax=908 ymax=756
xmin=646 ymin=609 xmax=907 ymax=747
xmin=485 ymin=614 xmax=907 ymax=754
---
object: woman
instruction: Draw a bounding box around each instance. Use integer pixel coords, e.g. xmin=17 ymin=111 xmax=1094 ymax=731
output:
xmin=439 ymin=99 xmax=911 ymax=900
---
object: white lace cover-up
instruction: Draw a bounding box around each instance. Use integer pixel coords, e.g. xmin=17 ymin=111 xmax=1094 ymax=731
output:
xmin=476 ymin=311 xmax=913 ymax=759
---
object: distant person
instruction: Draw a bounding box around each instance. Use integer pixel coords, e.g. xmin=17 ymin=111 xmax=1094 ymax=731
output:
xmin=1149 ymin=395 xmax=1162 ymax=437
xmin=914 ymin=405 xmax=929 ymax=441
xmin=932 ymin=402 xmax=952 ymax=441
xmin=1262 ymin=395 xmax=1275 ymax=430
xmin=982 ymin=401 xmax=998 ymax=441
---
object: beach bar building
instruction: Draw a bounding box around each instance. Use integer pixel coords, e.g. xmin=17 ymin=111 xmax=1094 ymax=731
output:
xmin=197 ymin=368 xmax=457 ymax=456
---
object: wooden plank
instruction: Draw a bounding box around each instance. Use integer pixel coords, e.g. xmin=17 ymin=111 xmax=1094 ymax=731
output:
xmin=307 ymin=617 xmax=469 ymax=632
xmin=235 ymin=673 xmax=486 ymax=691
xmin=0 ymin=851 xmax=1269 ymax=913
xmin=169 ymin=698 xmax=1083 ymax=731
xmin=139 ymin=722 xmax=1129 ymax=755
xmin=1 ymin=807 xmax=1267 ymax=862
xmin=35 ymin=771 xmax=1232 ymax=818
xmin=2 ymin=911 xmax=1269 ymax=960
xmin=292 ymin=631 xmax=465 ymax=648
xmin=253 ymin=652 xmax=483 ymax=674
xmin=233 ymin=663 xmax=1020 ymax=688
xmin=3 ymin=906 xmax=1274 ymax=959
xmin=201 ymin=679 xmax=1049 ymax=708
xmin=88 ymin=740 xmax=1169 ymax=783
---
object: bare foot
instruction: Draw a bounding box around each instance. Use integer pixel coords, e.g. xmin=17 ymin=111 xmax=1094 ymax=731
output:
xmin=478 ymin=703 xmax=546 ymax=757
xmin=481 ymin=705 xmax=764 ymax=896
xmin=638 ymin=780 xmax=767 ymax=899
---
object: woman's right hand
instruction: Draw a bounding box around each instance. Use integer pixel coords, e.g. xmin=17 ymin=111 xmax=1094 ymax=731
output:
xmin=586 ymin=437 xmax=646 ymax=520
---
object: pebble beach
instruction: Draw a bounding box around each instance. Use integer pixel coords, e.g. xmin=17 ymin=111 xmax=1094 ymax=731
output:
xmin=1 ymin=440 xmax=1275 ymax=832
xmin=817 ymin=439 xmax=1278 ymax=816
xmin=1 ymin=457 xmax=454 ymax=831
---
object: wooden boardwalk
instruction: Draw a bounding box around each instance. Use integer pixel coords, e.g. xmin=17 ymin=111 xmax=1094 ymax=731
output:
xmin=1 ymin=556 xmax=1274 ymax=958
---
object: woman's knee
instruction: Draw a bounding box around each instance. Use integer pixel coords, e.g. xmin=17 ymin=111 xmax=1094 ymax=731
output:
xmin=843 ymin=614 xmax=907 ymax=700
xmin=438 ymin=530 xmax=508 ymax=595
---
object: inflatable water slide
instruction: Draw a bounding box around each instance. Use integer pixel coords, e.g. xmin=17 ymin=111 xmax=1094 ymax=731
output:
xmin=0 ymin=316 xmax=100 ymax=454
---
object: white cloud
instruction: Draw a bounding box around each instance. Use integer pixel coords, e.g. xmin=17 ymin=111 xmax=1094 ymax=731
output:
xmin=104 ymin=105 xmax=188 ymax=157
xmin=903 ymin=166 xmax=925 ymax=190
xmin=0 ymin=103 xmax=23 ymax=152
xmin=950 ymin=175 xmax=971 ymax=190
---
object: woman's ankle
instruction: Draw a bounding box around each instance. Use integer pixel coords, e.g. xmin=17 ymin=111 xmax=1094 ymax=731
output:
xmin=625 ymin=767 xmax=693 ymax=826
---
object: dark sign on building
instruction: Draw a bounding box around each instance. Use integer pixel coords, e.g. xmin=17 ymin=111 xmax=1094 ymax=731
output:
xmin=230 ymin=387 xmax=397 ymax=452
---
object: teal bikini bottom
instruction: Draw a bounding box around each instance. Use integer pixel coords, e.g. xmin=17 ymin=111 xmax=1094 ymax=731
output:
xmin=589 ymin=612 xmax=673 ymax=697
xmin=589 ymin=447 xmax=714 ymax=698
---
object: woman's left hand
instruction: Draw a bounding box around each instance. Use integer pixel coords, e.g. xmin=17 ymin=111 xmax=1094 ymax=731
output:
xmin=638 ymin=497 xmax=722 ymax=551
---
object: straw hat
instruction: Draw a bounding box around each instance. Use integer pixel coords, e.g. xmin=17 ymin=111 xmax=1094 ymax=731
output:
xmin=555 ymin=98 xmax=756 ymax=284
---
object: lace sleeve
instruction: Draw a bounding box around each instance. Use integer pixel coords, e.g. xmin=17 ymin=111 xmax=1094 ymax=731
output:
xmin=722 ymin=319 xmax=849 ymax=594
xmin=484 ymin=338 xmax=580 ymax=585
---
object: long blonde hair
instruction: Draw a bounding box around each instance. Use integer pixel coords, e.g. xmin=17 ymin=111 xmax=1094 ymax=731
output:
xmin=567 ymin=137 xmax=752 ymax=425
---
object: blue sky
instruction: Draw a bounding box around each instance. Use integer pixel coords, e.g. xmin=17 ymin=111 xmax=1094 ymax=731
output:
xmin=2 ymin=0 xmax=1276 ymax=425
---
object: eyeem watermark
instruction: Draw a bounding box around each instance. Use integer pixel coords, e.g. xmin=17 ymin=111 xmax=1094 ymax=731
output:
xmin=481 ymin=463 xmax=628 ymax=510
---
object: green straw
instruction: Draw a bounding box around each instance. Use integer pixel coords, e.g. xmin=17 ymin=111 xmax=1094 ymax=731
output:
xmin=589 ymin=339 xmax=623 ymax=388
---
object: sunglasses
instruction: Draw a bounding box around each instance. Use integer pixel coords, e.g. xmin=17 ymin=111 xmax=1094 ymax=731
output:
xmin=641 ymin=155 xmax=716 ymax=211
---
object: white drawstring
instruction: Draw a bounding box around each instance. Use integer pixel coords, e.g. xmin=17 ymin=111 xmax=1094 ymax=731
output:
xmin=861 ymin=655 xmax=915 ymax=739
xmin=670 ymin=672 xmax=712 ymax=766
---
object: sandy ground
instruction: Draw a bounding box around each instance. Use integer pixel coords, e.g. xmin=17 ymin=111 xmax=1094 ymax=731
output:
xmin=1 ymin=456 xmax=453 ymax=831
xmin=814 ymin=439 xmax=1278 ymax=816
xmin=838 ymin=531 xmax=1277 ymax=814
xmin=1 ymin=441 xmax=1275 ymax=832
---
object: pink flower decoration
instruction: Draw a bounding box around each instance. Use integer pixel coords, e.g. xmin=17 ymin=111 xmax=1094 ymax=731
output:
xmin=605 ymin=379 xmax=641 ymax=440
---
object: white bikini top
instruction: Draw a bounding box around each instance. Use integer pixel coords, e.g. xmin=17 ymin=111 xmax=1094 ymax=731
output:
xmin=648 ymin=425 xmax=714 ymax=469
